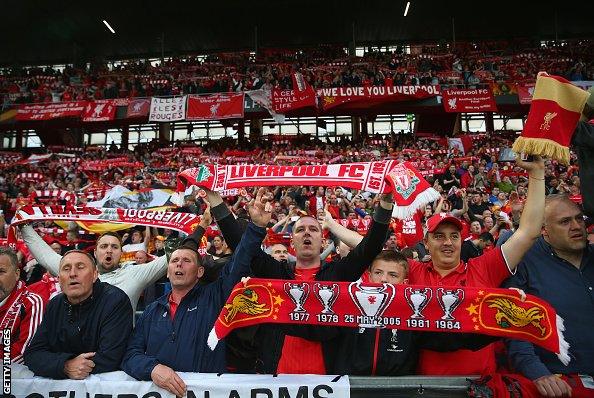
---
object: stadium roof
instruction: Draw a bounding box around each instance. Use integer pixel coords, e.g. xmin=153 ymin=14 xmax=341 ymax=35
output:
xmin=2 ymin=0 xmax=593 ymax=66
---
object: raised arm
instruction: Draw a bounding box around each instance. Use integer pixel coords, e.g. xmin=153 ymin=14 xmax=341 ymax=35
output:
xmin=322 ymin=206 xmax=363 ymax=248
xmin=20 ymin=224 xmax=62 ymax=276
xmin=334 ymin=194 xmax=393 ymax=281
xmin=218 ymin=188 xmax=272 ymax=296
xmin=501 ymin=156 xmax=545 ymax=271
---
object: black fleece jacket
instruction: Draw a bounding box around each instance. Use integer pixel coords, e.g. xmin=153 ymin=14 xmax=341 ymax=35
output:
xmin=24 ymin=281 xmax=133 ymax=379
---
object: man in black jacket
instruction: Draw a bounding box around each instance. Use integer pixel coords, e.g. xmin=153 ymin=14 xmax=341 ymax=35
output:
xmin=203 ymin=187 xmax=393 ymax=374
xmin=24 ymin=250 xmax=133 ymax=379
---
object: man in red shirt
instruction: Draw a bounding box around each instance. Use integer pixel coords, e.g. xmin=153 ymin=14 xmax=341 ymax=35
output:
xmin=407 ymin=156 xmax=545 ymax=375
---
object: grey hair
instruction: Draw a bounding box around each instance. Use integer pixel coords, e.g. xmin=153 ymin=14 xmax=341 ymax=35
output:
xmin=0 ymin=247 xmax=19 ymax=270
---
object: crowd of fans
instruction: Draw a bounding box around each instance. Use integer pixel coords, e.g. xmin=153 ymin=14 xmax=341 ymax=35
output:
xmin=1 ymin=39 xmax=592 ymax=109
xmin=0 ymin=126 xmax=592 ymax=396
xmin=1 ymin=39 xmax=593 ymax=398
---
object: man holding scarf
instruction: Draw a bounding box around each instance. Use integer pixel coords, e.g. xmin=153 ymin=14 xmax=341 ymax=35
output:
xmin=20 ymin=218 xmax=208 ymax=313
xmin=407 ymin=156 xmax=545 ymax=375
xmin=199 ymin=187 xmax=393 ymax=374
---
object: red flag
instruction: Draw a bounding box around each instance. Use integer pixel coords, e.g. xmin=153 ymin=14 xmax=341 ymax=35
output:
xmin=82 ymin=100 xmax=118 ymax=122
xmin=447 ymin=137 xmax=473 ymax=155
xmin=512 ymin=72 xmax=590 ymax=165
xmin=442 ymin=88 xmax=497 ymax=112
xmin=517 ymin=84 xmax=536 ymax=105
xmin=126 ymin=98 xmax=151 ymax=118
xmin=271 ymin=72 xmax=317 ymax=113
xmin=186 ymin=93 xmax=245 ymax=121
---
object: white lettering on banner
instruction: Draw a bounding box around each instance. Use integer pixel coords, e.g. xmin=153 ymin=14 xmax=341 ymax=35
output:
xmin=3 ymin=329 xmax=10 ymax=394
xmin=9 ymin=370 xmax=350 ymax=398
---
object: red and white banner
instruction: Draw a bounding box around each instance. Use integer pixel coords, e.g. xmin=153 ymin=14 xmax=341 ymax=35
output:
xmin=517 ymin=84 xmax=536 ymax=105
xmin=11 ymin=206 xmax=201 ymax=239
xmin=272 ymin=88 xmax=317 ymax=113
xmin=447 ymin=137 xmax=473 ymax=155
xmin=442 ymin=88 xmax=497 ymax=113
xmin=127 ymin=98 xmax=151 ymax=118
xmin=149 ymin=96 xmax=186 ymax=122
xmin=186 ymin=93 xmax=244 ymax=121
xmin=16 ymin=101 xmax=88 ymax=121
xmin=317 ymin=85 xmax=440 ymax=111
xmin=271 ymin=72 xmax=317 ymax=113
xmin=419 ymin=168 xmax=446 ymax=177
xmin=82 ymin=100 xmax=118 ymax=122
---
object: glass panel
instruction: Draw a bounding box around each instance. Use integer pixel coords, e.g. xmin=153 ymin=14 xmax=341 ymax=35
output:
xmin=506 ymin=119 xmax=524 ymax=131
xmin=493 ymin=119 xmax=505 ymax=130
xmin=91 ymin=134 xmax=107 ymax=144
xmin=281 ymin=124 xmax=298 ymax=134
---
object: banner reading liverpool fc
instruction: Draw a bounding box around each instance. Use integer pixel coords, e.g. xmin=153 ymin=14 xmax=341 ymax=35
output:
xmin=149 ymin=96 xmax=186 ymax=122
xmin=317 ymin=85 xmax=440 ymax=111
xmin=208 ymin=278 xmax=570 ymax=365
xmin=186 ymin=93 xmax=245 ymax=121
xmin=442 ymin=88 xmax=497 ymax=112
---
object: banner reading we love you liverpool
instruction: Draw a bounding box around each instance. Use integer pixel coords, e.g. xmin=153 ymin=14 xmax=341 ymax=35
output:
xmin=208 ymin=278 xmax=569 ymax=365
xmin=317 ymin=85 xmax=440 ymax=111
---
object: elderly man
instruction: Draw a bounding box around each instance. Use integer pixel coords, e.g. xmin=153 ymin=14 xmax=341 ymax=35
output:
xmin=24 ymin=250 xmax=132 ymax=379
xmin=121 ymin=192 xmax=263 ymax=396
xmin=0 ymin=247 xmax=43 ymax=363
xmin=505 ymin=194 xmax=594 ymax=397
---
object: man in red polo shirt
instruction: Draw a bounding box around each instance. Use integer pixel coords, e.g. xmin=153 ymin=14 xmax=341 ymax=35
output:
xmin=407 ymin=156 xmax=545 ymax=375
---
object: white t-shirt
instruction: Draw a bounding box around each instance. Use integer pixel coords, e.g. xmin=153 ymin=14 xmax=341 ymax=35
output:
xmin=122 ymin=241 xmax=147 ymax=253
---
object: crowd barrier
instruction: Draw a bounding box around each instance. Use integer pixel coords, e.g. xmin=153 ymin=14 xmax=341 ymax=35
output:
xmin=7 ymin=364 xmax=471 ymax=398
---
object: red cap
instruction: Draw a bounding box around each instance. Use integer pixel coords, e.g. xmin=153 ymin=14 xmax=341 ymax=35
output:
xmin=426 ymin=213 xmax=463 ymax=233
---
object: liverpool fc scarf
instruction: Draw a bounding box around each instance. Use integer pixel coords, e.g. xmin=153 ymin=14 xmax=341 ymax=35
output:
xmin=512 ymin=72 xmax=590 ymax=165
xmin=7 ymin=205 xmax=202 ymax=251
xmin=177 ymin=161 xmax=440 ymax=219
xmin=208 ymin=278 xmax=570 ymax=365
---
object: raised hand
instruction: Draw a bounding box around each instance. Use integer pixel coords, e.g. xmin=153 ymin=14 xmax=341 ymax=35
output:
xmin=515 ymin=155 xmax=545 ymax=178
xmin=248 ymin=188 xmax=273 ymax=228
xmin=199 ymin=201 xmax=212 ymax=228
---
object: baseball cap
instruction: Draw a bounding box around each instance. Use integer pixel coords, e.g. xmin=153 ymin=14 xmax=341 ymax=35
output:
xmin=426 ymin=213 xmax=463 ymax=233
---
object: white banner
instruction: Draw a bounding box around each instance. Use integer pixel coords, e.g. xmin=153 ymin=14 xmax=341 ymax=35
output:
xmin=87 ymin=185 xmax=176 ymax=209
xmin=149 ymin=96 xmax=187 ymax=122
xmin=8 ymin=367 xmax=350 ymax=398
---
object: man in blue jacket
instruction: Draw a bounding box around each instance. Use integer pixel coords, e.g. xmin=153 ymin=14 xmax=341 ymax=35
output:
xmin=121 ymin=190 xmax=268 ymax=396
xmin=504 ymin=194 xmax=594 ymax=397
xmin=24 ymin=250 xmax=133 ymax=379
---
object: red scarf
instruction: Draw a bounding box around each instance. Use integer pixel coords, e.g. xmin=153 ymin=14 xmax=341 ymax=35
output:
xmin=208 ymin=278 xmax=570 ymax=366
xmin=512 ymin=72 xmax=590 ymax=165
xmin=177 ymin=161 xmax=440 ymax=219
